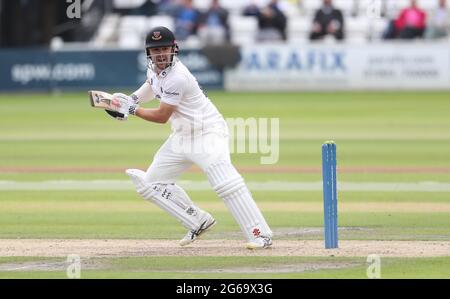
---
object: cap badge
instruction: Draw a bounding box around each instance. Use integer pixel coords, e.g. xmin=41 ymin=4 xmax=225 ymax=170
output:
xmin=152 ymin=32 xmax=162 ymax=40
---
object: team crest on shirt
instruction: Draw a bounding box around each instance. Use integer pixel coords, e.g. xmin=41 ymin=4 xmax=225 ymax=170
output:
xmin=152 ymin=32 xmax=162 ymax=40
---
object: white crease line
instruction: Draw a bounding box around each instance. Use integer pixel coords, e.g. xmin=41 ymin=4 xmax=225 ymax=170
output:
xmin=0 ymin=180 xmax=450 ymax=192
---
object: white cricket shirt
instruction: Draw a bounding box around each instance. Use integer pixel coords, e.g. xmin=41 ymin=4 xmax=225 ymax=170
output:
xmin=146 ymin=60 xmax=228 ymax=136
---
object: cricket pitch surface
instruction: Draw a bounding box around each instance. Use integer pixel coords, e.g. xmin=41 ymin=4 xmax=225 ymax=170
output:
xmin=1 ymin=239 xmax=450 ymax=258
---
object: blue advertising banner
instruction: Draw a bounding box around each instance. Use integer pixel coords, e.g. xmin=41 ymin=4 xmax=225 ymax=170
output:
xmin=0 ymin=48 xmax=223 ymax=92
xmin=178 ymin=50 xmax=223 ymax=90
xmin=0 ymin=49 xmax=52 ymax=91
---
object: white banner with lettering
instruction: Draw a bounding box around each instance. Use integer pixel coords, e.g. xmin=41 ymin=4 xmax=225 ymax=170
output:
xmin=225 ymin=43 xmax=450 ymax=91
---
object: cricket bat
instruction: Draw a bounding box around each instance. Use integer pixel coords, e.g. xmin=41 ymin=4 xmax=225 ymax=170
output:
xmin=89 ymin=90 xmax=117 ymax=110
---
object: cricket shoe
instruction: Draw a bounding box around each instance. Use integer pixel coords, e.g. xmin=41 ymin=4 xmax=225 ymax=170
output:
xmin=246 ymin=236 xmax=273 ymax=250
xmin=179 ymin=216 xmax=217 ymax=246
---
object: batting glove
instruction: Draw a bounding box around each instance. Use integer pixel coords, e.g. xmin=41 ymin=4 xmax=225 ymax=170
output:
xmin=110 ymin=93 xmax=140 ymax=116
xmin=105 ymin=109 xmax=128 ymax=121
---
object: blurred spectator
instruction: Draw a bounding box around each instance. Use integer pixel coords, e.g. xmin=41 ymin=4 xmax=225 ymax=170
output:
xmin=383 ymin=0 xmax=427 ymax=39
xmin=156 ymin=0 xmax=181 ymax=16
xmin=243 ymin=1 xmax=260 ymax=17
xmin=173 ymin=0 xmax=201 ymax=41
xmin=256 ymin=0 xmax=288 ymax=42
xmin=425 ymin=0 xmax=448 ymax=39
xmin=309 ymin=0 xmax=344 ymax=41
xmin=113 ymin=0 xmax=157 ymax=16
xmin=198 ymin=0 xmax=230 ymax=45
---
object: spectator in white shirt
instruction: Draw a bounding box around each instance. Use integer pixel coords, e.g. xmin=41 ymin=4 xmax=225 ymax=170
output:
xmin=425 ymin=0 xmax=448 ymax=39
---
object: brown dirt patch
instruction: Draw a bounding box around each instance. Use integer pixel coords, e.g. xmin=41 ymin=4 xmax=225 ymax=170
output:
xmin=1 ymin=239 xmax=449 ymax=258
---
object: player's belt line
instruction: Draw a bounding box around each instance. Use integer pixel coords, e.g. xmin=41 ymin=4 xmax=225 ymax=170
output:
xmin=1 ymin=180 xmax=450 ymax=192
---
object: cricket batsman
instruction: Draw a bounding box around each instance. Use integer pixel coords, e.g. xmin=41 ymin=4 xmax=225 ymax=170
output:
xmin=106 ymin=26 xmax=272 ymax=249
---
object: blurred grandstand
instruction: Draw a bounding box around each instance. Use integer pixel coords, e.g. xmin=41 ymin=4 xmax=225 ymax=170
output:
xmin=1 ymin=0 xmax=449 ymax=93
xmin=1 ymin=0 xmax=449 ymax=49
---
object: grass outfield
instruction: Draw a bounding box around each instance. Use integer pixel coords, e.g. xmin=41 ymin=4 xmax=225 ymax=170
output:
xmin=1 ymin=256 xmax=450 ymax=279
xmin=0 ymin=91 xmax=450 ymax=278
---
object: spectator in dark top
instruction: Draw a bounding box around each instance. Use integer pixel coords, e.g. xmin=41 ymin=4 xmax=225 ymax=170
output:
xmin=174 ymin=0 xmax=201 ymax=41
xmin=113 ymin=0 xmax=157 ymax=16
xmin=383 ymin=0 xmax=427 ymax=39
xmin=243 ymin=1 xmax=260 ymax=17
xmin=309 ymin=0 xmax=345 ymax=41
xmin=256 ymin=0 xmax=287 ymax=42
xmin=157 ymin=0 xmax=180 ymax=16
xmin=198 ymin=0 xmax=230 ymax=45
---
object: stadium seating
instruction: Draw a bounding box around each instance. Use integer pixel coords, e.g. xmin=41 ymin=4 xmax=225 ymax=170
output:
xmin=333 ymin=0 xmax=357 ymax=16
xmin=147 ymin=15 xmax=175 ymax=32
xmin=118 ymin=16 xmax=148 ymax=48
xmin=346 ymin=16 xmax=369 ymax=43
xmin=92 ymin=0 xmax=449 ymax=48
xmin=418 ymin=0 xmax=440 ymax=10
xmin=92 ymin=14 xmax=121 ymax=47
xmin=229 ymin=15 xmax=258 ymax=45
xmin=288 ymin=17 xmax=311 ymax=43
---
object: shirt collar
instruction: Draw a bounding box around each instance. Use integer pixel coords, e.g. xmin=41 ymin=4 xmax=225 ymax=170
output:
xmin=156 ymin=57 xmax=179 ymax=78
xmin=158 ymin=69 xmax=169 ymax=78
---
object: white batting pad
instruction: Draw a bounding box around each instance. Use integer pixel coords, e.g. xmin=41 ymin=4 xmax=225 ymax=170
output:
xmin=126 ymin=169 xmax=210 ymax=230
xmin=206 ymin=161 xmax=272 ymax=242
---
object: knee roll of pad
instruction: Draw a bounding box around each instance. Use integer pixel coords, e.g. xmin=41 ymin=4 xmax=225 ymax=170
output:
xmin=126 ymin=168 xmax=157 ymax=198
xmin=214 ymin=175 xmax=246 ymax=198
xmin=206 ymin=160 xmax=242 ymax=190
xmin=126 ymin=169 xmax=147 ymax=189
xmin=139 ymin=185 xmax=157 ymax=199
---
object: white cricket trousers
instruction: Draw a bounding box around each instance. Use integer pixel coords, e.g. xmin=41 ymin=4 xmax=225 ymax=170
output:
xmin=142 ymin=130 xmax=273 ymax=242
xmin=145 ymin=131 xmax=230 ymax=182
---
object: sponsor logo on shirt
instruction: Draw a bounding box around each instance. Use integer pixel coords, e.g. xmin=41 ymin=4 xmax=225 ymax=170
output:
xmin=164 ymin=90 xmax=180 ymax=96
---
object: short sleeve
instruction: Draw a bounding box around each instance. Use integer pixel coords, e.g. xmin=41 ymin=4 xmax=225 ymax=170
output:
xmin=132 ymin=81 xmax=154 ymax=104
xmin=160 ymin=74 xmax=186 ymax=106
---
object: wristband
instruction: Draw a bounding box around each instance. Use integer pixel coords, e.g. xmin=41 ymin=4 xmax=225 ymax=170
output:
xmin=130 ymin=94 xmax=139 ymax=104
xmin=129 ymin=104 xmax=139 ymax=115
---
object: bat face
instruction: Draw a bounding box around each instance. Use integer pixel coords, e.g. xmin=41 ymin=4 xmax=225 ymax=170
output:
xmin=89 ymin=90 xmax=114 ymax=109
